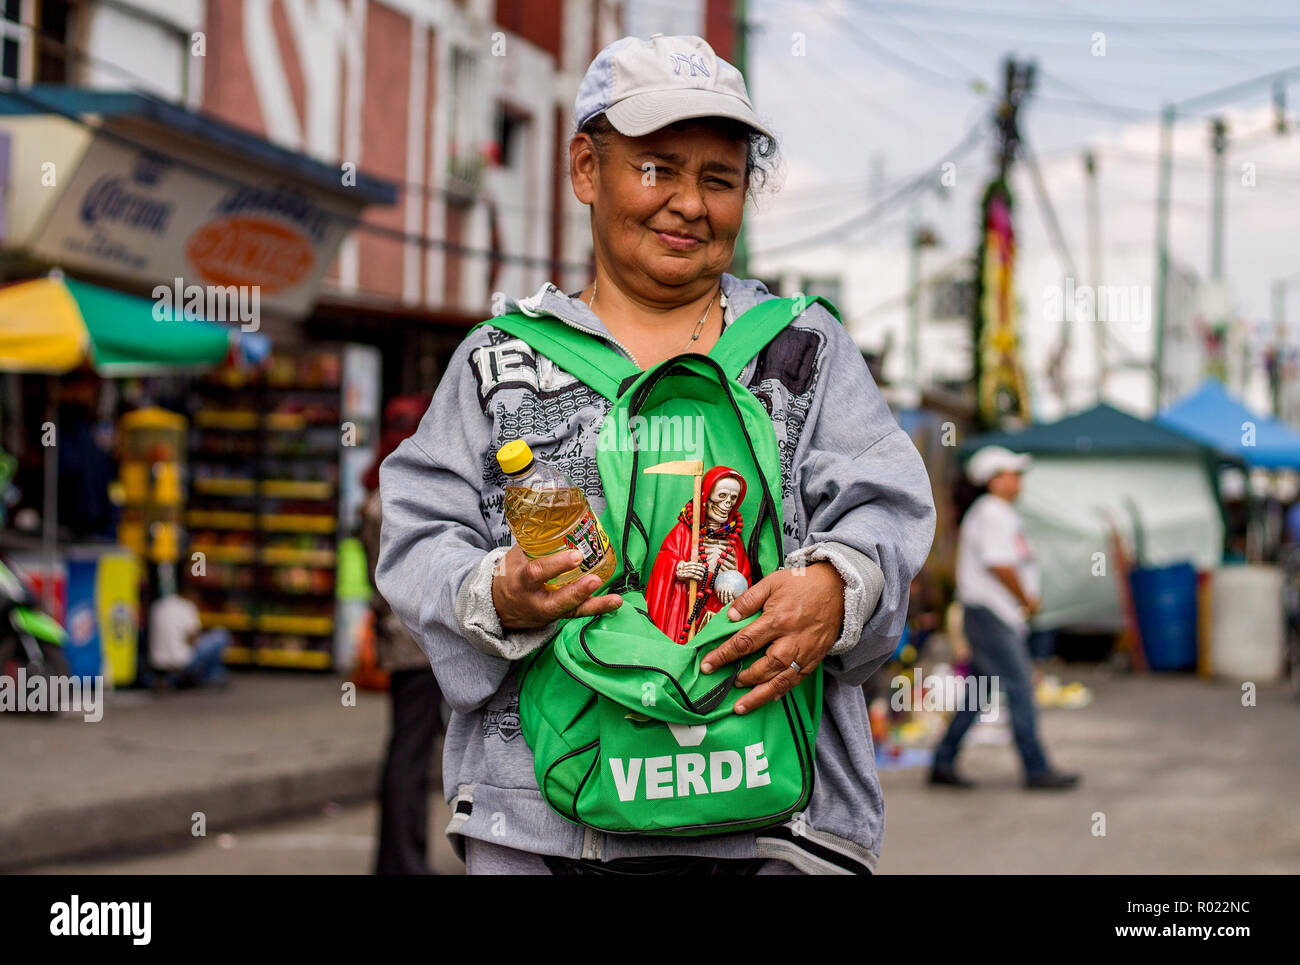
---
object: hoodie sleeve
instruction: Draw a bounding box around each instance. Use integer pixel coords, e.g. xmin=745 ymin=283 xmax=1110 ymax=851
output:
xmin=376 ymin=333 xmax=514 ymax=713
xmin=792 ymin=312 xmax=937 ymax=686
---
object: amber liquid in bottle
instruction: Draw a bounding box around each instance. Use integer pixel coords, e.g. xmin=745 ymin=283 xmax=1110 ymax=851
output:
xmin=499 ymin=444 xmax=616 ymax=588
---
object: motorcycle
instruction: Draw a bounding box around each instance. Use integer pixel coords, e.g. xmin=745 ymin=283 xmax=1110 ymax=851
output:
xmin=0 ymin=556 xmax=70 ymax=713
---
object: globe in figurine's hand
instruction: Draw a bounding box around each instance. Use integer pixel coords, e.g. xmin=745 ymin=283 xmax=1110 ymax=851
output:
xmin=713 ymin=569 xmax=749 ymax=606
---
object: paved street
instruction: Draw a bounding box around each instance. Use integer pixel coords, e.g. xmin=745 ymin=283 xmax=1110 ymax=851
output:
xmin=1 ymin=674 xmax=390 ymax=868
xmin=875 ymin=668 xmax=1300 ymax=874
xmin=22 ymin=665 xmax=1300 ymax=874
xmin=30 ymin=796 xmax=466 ymax=875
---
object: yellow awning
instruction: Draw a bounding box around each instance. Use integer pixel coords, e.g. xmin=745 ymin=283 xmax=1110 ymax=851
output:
xmin=0 ymin=277 xmax=88 ymax=372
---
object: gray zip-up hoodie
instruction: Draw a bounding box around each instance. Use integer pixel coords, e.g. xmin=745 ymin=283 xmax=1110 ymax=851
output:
xmin=377 ymin=274 xmax=935 ymax=874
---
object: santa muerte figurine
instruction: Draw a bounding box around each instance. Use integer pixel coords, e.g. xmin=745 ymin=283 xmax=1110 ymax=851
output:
xmin=645 ymin=464 xmax=751 ymax=644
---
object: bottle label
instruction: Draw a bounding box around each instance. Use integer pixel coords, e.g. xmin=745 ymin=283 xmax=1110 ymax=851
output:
xmin=564 ymin=509 xmax=611 ymax=572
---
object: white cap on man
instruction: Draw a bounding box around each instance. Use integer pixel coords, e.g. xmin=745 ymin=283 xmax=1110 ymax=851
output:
xmin=966 ymin=446 xmax=1032 ymax=486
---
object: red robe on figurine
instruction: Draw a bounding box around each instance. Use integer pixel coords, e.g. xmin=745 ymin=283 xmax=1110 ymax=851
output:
xmin=646 ymin=466 xmax=750 ymax=643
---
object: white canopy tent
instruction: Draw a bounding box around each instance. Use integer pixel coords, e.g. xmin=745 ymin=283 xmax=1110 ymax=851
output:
xmin=966 ymin=404 xmax=1230 ymax=631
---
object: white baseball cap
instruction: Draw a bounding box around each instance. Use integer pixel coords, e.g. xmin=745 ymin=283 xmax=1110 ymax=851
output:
xmin=966 ymin=446 xmax=1032 ymax=486
xmin=574 ymin=34 xmax=773 ymax=139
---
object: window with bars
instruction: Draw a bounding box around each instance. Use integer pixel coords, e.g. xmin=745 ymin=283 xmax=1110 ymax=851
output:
xmin=0 ymin=0 xmax=31 ymax=85
xmin=34 ymin=0 xmax=70 ymax=84
xmin=0 ymin=0 xmax=71 ymax=86
xmin=447 ymin=47 xmax=484 ymax=199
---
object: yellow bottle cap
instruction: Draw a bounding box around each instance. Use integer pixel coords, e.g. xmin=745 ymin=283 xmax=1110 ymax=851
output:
xmin=496 ymin=439 xmax=534 ymax=475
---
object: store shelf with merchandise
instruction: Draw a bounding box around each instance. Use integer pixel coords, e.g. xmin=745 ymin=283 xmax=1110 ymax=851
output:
xmin=184 ymin=348 xmax=347 ymax=671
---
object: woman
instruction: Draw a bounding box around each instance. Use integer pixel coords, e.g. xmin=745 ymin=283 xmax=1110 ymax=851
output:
xmin=378 ymin=34 xmax=935 ymax=874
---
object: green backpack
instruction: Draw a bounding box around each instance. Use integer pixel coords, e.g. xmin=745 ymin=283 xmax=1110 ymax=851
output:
xmin=483 ymin=295 xmax=838 ymax=836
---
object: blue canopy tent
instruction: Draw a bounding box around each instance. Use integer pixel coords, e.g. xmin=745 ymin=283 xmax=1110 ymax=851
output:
xmin=1157 ymin=379 xmax=1300 ymax=469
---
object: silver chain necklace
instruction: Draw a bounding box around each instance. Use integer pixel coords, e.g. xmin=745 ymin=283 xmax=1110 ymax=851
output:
xmin=588 ymin=279 xmax=721 ymax=353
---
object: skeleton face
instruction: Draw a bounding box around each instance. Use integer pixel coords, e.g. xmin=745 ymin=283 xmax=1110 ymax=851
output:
xmin=705 ymin=477 xmax=741 ymax=526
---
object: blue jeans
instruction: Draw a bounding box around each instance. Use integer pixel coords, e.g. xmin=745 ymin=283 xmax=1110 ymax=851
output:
xmin=185 ymin=628 xmax=230 ymax=685
xmin=1027 ymin=628 xmax=1057 ymax=661
xmin=934 ymin=605 xmax=1050 ymax=777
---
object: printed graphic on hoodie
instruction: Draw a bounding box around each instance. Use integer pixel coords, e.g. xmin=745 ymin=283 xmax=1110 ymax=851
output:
xmin=482 ymin=691 xmax=522 ymax=742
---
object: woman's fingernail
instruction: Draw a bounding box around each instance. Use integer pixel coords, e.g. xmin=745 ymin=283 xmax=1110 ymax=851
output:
xmin=735 ymin=703 xmax=747 ymax=715
xmin=727 ymin=607 xmax=741 ymax=621
xmin=701 ymin=662 xmax=713 ymax=673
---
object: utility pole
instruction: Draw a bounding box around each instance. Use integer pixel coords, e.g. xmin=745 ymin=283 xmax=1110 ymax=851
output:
xmin=1084 ymin=151 xmax=1105 ymax=400
xmin=1273 ymin=271 xmax=1300 ymax=421
xmin=995 ymin=57 xmax=1034 ymax=179
xmin=1153 ymin=104 xmax=1175 ymax=410
xmin=907 ymin=196 xmax=921 ymax=395
xmin=1153 ymin=69 xmax=1300 ymax=410
xmin=1273 ymin=278 xmax=1286 ymax=418
xmin=906 ymin=201 xmax=938 ymax=397
xmin=1209 ymin=117 xmax=1228 ymax=282
xmin=730 ymin=0 xmax=751 ymax=279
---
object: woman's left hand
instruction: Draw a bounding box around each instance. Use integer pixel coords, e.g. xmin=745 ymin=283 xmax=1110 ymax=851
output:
xmin=700 ymin=561 xmax=845 ymax=715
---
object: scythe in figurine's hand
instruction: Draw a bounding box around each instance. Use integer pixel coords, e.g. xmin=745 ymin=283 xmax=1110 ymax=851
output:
xmin=643 ymin=459 xmax=705 ymax=640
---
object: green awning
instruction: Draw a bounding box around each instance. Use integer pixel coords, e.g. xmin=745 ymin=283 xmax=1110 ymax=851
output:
xmin=0 ymin=275 xmax=235 ymax=374
xmin=66 ymin=278 xmax=232 ymax=374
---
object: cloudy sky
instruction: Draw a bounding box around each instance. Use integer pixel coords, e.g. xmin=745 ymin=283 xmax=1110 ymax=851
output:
xmin=635 ymin=0 xmax=1300 ymax=414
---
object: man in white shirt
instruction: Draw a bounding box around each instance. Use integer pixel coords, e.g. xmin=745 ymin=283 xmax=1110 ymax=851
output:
xmin=930 ymin=446 xmax=1079 ymax=790
xmin=149 ymin=583 xmax=230 ymax=688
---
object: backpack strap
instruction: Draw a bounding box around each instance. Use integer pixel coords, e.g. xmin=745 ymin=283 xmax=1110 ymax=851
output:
xmin=475 ymin=294 xmax=842 ymax=400
xmin=474 ymin=313 xmax=637 ymax=402
xmin=708 ymin=295 xmax=842 ymax=381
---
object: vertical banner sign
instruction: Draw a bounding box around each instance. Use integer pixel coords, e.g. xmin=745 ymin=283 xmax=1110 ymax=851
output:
xmin=96 ymin=551 xmax=140 ymax=688
xmin=64 ymin=556 xmax=102 ymax=682
xmin=975 ymin=182 xmax=1030 ymax=425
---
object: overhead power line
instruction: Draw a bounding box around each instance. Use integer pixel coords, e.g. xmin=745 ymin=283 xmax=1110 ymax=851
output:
xmin=750 ymin=120 xmax=987 ymax=258
xmin=796 ymin=0 xmax=989 ymax=94
xmin=1036 ymin=68 xmax=1159 ymax=121
xmin=1051 ymin=0 xmax=1257 ymax=71
xmin=850 ymin=0 xmax=994 ymax=93
xmin=815 ymin=12 xmax=1300 ymax=53
xmin=1017 ymin=131 xmax=1078 ymax=281
xmin=854 ymin=1 xmax=1300 ymax=32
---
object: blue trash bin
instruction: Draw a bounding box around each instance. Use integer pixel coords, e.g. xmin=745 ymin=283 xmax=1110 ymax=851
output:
xmin=1129 ymin=562 xmax=1199 ymax=671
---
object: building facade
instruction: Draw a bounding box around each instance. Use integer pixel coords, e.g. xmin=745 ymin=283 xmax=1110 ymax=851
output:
xmin=5 ymin=0 xmax=740 ymax=390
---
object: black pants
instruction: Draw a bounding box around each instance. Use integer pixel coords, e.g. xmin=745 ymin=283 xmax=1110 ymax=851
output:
xmin=375 ymin=667 xmax=443 ymax=875
xmin=543 ymin=855 xmax=766 ymax=875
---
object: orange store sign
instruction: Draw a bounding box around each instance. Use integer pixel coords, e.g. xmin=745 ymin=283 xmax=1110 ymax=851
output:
xmin=185 ymin=216 xmax=315 ymax=293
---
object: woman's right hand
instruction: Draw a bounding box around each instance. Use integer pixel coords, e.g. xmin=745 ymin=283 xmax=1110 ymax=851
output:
xmin=491 ymin=545 xmax=623 ymax=630
xmin=676 ymin=560 xmax=707 ymax=582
